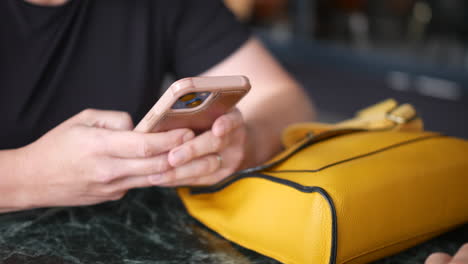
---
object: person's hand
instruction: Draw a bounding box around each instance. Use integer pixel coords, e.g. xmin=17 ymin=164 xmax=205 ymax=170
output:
xmin=15 ymin=109 xmax=194 ymax=209
xmin=425 ymin=244 xmax=468 ymax=264
xmin=147 ymin=108 xmax=248 ymax=186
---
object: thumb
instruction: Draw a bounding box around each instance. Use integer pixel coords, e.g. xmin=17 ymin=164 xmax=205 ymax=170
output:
xmin=70 ymin=109 xmax=134 ymax=131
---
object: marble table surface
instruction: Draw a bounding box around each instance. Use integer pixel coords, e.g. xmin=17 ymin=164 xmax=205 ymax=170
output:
xmin=1 ymin=188 xmax=466 ymax=264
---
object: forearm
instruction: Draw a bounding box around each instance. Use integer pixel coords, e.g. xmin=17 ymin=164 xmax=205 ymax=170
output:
xmin=240 ymin=84 xmax=315 ymax=167
xmin=0 ymin=149 xmax=30 ymax=213
xmin=200 ymin=37 xmax=316 ymax=166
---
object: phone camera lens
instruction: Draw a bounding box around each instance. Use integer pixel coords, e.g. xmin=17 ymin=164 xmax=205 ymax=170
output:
xmin=186 ymin=99 xmax=202 ymax=108
xmin=172 ymin=92 xmax=211 ymax=109
xmin=179 ymin=93 xmax=197 ymax=102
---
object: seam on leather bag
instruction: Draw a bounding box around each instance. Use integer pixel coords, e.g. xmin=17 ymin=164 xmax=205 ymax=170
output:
xmin=270 ymin=134 xmax=442 ymax=173
xmin=189 ymin=175 xmax=338 ymax=264
xmin=191 ymin=174 xmax=339 ymax=264
xmin=191 ymin=134 xmax=442 ymax=194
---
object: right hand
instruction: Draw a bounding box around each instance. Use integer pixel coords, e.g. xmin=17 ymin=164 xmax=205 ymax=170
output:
xmin=425 ymin=243 xmax=468 ymax=264
xmin=14 ymin=109 xmax=194 ymax=209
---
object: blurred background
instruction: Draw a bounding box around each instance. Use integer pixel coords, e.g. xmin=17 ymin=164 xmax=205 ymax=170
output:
xmin=225 ymin=0 xmax=468 ymax=138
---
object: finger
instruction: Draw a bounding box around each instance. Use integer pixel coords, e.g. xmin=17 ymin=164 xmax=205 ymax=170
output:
xmin=212 ymin=108 xmax=244 ymax=137
xmin=451 ymin=243 xmax=468 ymax=264
xmin=75 ymin=109 xmax=135 ymax=131
xmin=109 ymin=154 xmax=172 ymax=180
xmin=149 ymin=154 xmax=221 ymax=185
xmin=162 ymin=168 xmax=231 ymax=187
xmin=425 ymin=253 xmax=452 ymax=264
xmin=168 ymin=131 xmax=229 ymax=167
xmin=108 ymin=191 xmax=127 ymax=201
xmin=105 ymin=129 xmax=194 ymax=158
xmin=107 ymin=175 xmax=155 ymax=192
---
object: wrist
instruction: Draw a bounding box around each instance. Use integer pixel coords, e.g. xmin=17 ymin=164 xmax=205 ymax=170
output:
xmin=0 ymin=147 xmax=36 ymax=212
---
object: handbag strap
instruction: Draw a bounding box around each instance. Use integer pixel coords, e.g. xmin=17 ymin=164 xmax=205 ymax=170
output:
xmin=282 ymin=99 xmax=423 ymax=148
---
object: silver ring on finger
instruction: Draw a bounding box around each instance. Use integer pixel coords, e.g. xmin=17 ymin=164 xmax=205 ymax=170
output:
xmin=215 ymin=154 xmax=223 ymax=169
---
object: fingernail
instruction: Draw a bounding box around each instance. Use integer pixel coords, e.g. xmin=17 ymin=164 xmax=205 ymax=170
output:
xmin=171 ymin=148 xmax=187 ymax=166
xmin=149 ymin=173 xmax=163 ymax=185
xmin=183 ymin=131 xmax=194 ymax=143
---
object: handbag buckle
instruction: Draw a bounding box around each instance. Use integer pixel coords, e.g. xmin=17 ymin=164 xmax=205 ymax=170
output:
xmin=386 ymin=104 xmax=417 ymax=124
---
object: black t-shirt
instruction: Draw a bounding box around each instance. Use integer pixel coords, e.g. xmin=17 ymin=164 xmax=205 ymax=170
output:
xmin=0 ymin=0 xmax=249 ymax=149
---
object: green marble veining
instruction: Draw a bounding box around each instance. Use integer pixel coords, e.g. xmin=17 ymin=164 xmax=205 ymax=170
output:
xmin=0 ymin=188 xmax=466 ymax=264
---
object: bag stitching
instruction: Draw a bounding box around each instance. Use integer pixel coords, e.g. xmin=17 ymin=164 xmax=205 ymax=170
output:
xmin=270 ymin=134 xmax=442 ymax=173
xmin=188 ymin=183 xmax=338 ymax=264
xmin=192 ymin=134 xmax=442 ymax=194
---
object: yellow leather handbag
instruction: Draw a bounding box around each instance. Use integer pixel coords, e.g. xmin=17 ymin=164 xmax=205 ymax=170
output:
xmin=178 ymin=100 xmax=468 ymax=264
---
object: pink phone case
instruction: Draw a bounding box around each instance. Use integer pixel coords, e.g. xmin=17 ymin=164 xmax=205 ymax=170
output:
xmin=134 ymin=76 xmax=251 ymax=133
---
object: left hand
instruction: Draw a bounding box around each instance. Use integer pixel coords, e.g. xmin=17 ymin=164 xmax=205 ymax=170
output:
xmin=147 ymin=108 xmax=248 ymax=186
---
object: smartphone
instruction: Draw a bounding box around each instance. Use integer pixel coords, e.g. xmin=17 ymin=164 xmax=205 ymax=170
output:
xmin=134 ymin=76 xmax=251 ymax=133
